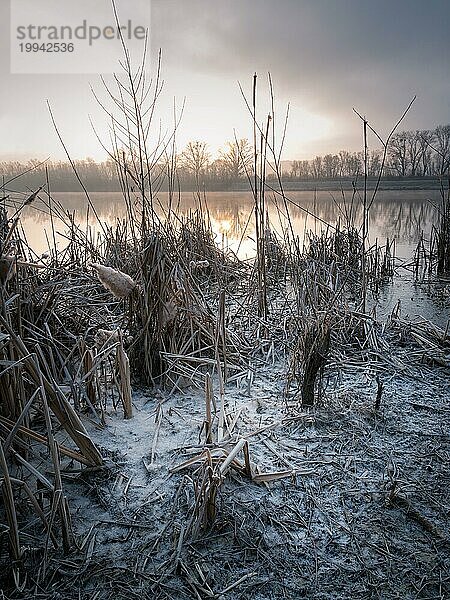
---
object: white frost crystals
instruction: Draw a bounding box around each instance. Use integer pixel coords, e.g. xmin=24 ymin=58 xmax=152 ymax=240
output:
xmin=91 ymin=263 xmax=137 ymax=298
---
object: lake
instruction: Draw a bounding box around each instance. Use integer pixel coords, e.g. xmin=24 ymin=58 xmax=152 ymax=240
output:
xmin=18 ymin=189 xmax=449 ymax=327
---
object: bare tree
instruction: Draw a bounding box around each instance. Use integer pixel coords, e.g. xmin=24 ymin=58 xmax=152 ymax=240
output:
xmin=389 ymin=132 xmax=409 ymax=176
xmin=349 ymin=153 xmax=363 ymax=177
xmin=338 ymin=150 xmax=351 ymax=176
xmin=337 ymin=150 xmax=362 ymax=177
xmin=323 ymin=154 xmax=340 ymax=178
xmin=208 ymin=158 xmax=228 ymax=182
xmin=311 ymin=155 xmax=323 ymax=179
xmin=218 ymin=138 xmax=253 ymax=179
xmin=290 ymin=159 xmax=300 ymax=178
xmin=434 ymin=125 xmax=450 ymax=175
xmin=179 ymin=141 xmax=211 ymax=182
xmin=405 ymin=131 xmax=422 ymax=176
xmin=298 ymin=160 xmax=311 ymax=178
xmin=368 ymin=150 xmax=382 ymax=177
xmin=418 ymin=130 xmax=435 ymax=176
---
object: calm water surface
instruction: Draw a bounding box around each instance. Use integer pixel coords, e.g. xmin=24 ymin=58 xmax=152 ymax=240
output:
xmin=20 ymin=190 xmax=449 ymax=327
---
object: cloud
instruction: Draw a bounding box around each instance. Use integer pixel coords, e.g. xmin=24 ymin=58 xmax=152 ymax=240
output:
xmin=0 ymin=0 xmax=449 ymax=160
xmin=152 ymin=0 xmax=450 ymax=128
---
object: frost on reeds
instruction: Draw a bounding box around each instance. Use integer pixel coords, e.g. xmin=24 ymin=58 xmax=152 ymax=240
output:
xmin=161 ymin=298 xmax=178 ymax=328
xmin=0 ymin=256 xmax=16 ymax=284
xmin=94 ymin=328 xmax=133 ymax=348
xmin=91 ymin=263 xmax=136 ymax=298
xmin=0 ymin=255 xmax=45 ymax=285
xmin=189 ymin=259 xmax=210 ymax=271
xmin=94 ymin=328 xmax=120 ymax=347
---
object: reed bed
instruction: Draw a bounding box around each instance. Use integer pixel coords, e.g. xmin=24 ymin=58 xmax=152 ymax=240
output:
xmin=434 ymin=183 xmax=450 ymax=274
xmin=412 ymin=181 xmax=450 ymax=277
xmin=1 ymin=44 xmax=448 ymax=598
xmin=0 ymin=178 xmax=402 ymax=582
xmin=2 ymin=161 xmax=449 ymax=600
xmin=25 ymin=297 xmax=444 ymax=600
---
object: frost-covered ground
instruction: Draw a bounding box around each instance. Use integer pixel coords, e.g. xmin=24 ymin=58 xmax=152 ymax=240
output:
xmin=39 ymin=329 xmax=449 ymax=600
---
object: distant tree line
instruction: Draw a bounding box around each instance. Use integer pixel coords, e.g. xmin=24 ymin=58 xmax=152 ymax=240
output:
xmin=1 ymin=158 xmax=119 ymax=192
xmin=2 ymin=125 xmax=449 ymax=192
xmin=175 ymin=125 xmax=450 ymax=182
xmin=287 ymin=125 xmax=450 ymax=179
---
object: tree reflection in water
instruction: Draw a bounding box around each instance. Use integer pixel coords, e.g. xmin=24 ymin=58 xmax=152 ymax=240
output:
xmin=18 ymin=189 xmax=439 ymax=261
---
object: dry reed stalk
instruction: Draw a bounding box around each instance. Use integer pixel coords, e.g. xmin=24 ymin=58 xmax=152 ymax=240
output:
xmin=39 ymin=375 xmax=72 ymax=554
xmin=218 ymin=438 xmax=247 ymax=476
xmin=7 ymin=447 xmax=53 ymax=490
xmin=0 ymin=442 xmax=21 ymax=562
xmin=178 ymin=438 xmax=293 ymax=539
xmin=79 ymin=338 xmax=96 ymax=407
xmin=215 ymin=291 xmax=227 ymax=441
xmin=0 ymin=416 xmax=92 ymax=466
xmin=161 ymin=297 xmax=178 ymax=328
xmin=285 ymin=317 xmax=331 ymax=407
xmin=0 ymin=317 xmax=103 ymax=465
xmin=217 ymin=370 xmax=225 ymax=443
xmin=116 ymin=336 xmax=133 ymax=419
xmin=0 ymin=256 xmax=45 ymax=285
xmin=1 ymin=389 xmax=37 ymax=454
xmin=204 ymin=373 xmax=213 ymax=444
xmin=9 ymin=477 xmax=58 ymax=548
xmin=130 ymin=232 xmax=168 ymax=383
xmin=188 ymin=450 xmax=217 ymax=538
xmin=375 ymin=375 xmax=384 ymax=410
xmin=436 ymin=188 xmax=450 ymax=273
xmin=0 ymin=256 xmax=16 ymax=284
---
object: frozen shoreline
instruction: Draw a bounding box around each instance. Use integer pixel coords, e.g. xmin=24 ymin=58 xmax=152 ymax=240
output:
xmin=40 ymin=317 xmax=450 ymax=599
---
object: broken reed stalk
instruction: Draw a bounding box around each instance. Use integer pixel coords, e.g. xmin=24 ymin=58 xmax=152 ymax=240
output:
xmin=252 ymin=73 xmax=269 ymax=321
xmin=39 ymin=370 xmax=72 ymax=555
xmin=9 ymin=477 xmax=59 ymax=549
xmin=204 ymin=372 xmax=213 ymax=444
xmin=0 ymin=416 xmax=92 ymax=465
xmin=301 ymin=320 xmax=331 ymax=407
xmin=116 ymin=334 xmax=132 ymax=419
xmin=217 ymin=363 xmax=225 ymax=443
xmin=179 ymin=438 xmax=292 ymax=539
xmin=361 ymin=116 xmax=368 ymax=313
xmin=215 ymin=290 xmax=226 ymax=442
xmin=0 ymin=315 xmax=103 ymax=466
xmin=79 ymin=338 xmax=96 ymax=407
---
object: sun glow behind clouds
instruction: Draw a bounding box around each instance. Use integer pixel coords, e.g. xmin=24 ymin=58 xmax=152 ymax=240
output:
xmin=153 ymin=65 xmax=334 ymax=161
xmin=290 ymin=106 xmax=332 ymax=158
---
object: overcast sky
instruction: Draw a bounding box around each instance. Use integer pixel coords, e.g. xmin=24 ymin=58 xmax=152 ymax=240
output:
xmin=1 ymin=0 xmax=449 ymax=162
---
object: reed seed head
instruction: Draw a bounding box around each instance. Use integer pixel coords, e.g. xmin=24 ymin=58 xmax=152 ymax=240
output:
xmin=91 ymin=263 xmax=136 ymax=298
xmin=94 ymin=328 xmax=120 ymax=347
